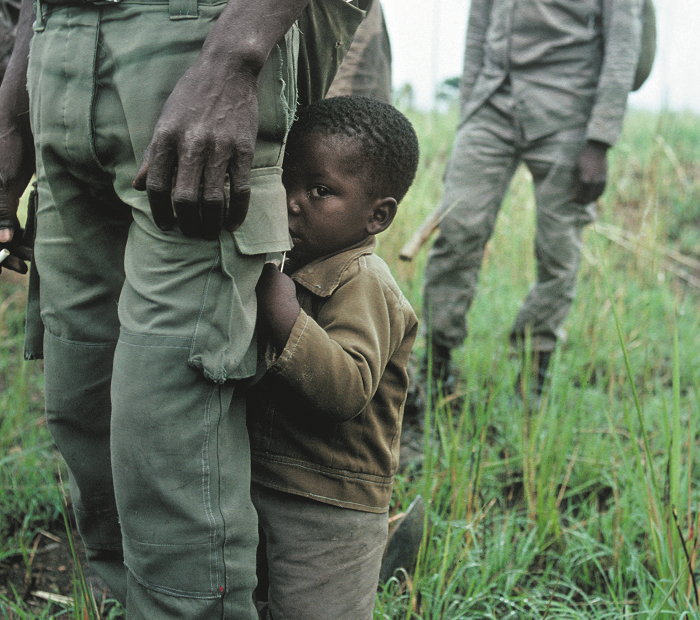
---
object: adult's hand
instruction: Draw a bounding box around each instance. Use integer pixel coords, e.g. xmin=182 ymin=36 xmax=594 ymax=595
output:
xmin=0 ymin=133 xmax=34 ymax=275
xmin=573 ymin=140 xmax=609 ymax=205
xmin=133 ymin=0 xmax=310 ymax=240
xmin=133 ymin=59 xmax=258 ymax=240
xmin=0 ymin=0 xmax=36 ymax=274
xmin=0 ymin=218 xmax=32 ymax=275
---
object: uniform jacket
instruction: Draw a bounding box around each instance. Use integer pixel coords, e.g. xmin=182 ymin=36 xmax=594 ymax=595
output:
xmin=459 ymin=0 xmax=644 ymax=145
xmin=247 ymin=237 xmax=418 ymax=513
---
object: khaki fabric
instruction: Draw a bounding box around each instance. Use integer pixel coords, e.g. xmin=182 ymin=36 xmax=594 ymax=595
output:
xmin=423 ymin=0 xmax=642 ymax=355
xmin=248 ymin=237 xmax=418 ymax=513
xmin=296 ymin=0 xmax=365 ymax=107
xmin=252 ymin=483 xmax=388 ymax=620
xmin=632 ymin=0 xmax=656 ymax=91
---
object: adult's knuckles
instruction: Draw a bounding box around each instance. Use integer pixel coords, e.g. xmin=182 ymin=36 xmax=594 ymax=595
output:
xmin=229 ymin=183 xmax=252 ymax=198
xmin=202 ymin=185 xmax=226 ymax=205
xmin=171 ymin=183 xmax=202 ymax=206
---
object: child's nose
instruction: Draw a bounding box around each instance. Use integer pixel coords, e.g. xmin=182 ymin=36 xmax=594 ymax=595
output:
xmin=287 ymin=199 xmax=301 ymax=216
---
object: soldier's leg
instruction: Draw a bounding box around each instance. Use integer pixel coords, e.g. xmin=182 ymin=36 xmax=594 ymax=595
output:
xmin=513 ymin=127 xmax=596 ymax=387
xmin=422 ymin=104 xmax=520 ymax=372
xmin=109 ymin=206 xmax=262 ymax=620
xmin=28 ymin=11 xmax=132 ymax=602
xmin=98 ymin=5 xmax=295 ymax=617
xmin=36 ymin=196 xmax=130 ymax=604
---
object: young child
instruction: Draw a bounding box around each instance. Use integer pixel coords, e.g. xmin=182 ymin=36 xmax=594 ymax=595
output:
xmin=248 ymin=95 xmax=420 ymax=620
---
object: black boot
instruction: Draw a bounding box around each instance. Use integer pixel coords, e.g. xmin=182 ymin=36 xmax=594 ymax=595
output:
xmin=401 ymin=343 xmax=453 ymax=469
xmin=534 ymin=350 xmax=552 ymax=396
xmin=515 ymin=350 xmax=552 ymax=406
xmin=429 ymin=343 xmax=452 ymax=387
xmin=379 ymin=495 xmax=426 ymax=584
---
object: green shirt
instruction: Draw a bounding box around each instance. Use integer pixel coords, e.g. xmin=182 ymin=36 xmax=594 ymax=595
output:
xmin=460 ymin=0 xmax=643 ymax=144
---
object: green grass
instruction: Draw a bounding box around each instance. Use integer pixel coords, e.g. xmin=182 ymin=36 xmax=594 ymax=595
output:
xmin=376 ymin=105 xmax=700 ymax=619
xmin=2 ymin=106 xmax=700 ymax=618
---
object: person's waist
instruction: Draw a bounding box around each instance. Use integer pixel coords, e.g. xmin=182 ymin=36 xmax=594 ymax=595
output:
xmin=41 ymin=0 xmax=224 ymax=7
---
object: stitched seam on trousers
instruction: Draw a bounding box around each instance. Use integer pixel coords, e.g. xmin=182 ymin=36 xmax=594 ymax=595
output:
xmin=44 ymin=330 xmax=117 ymax=349
xmin=124 ymin=562 xmax=220 ymax=599
xmin=119 ymin=329 xmax=192 ymax=342
xmin=201 ymin=384 xmax=219 ymax=593
xmin=89 ymin=13 xmax=111 ymax=173
xmin=117 ymin=341 xmax=190 ymax=350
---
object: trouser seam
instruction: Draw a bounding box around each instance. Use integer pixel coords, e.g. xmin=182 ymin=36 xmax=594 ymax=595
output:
xmin=201 ymin=384 xmax=220 ymax=594
xmin=124 ymin=562 xmax=221 ymax=600
xmin=44 ymin=329 xmax=117 ymax=349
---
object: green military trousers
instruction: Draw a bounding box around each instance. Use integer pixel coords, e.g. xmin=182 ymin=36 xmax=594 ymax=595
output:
xmin=27 ymin=1 xmax=296 ymax=617
xmin=423 ymin=88 xmax=597 ymax=354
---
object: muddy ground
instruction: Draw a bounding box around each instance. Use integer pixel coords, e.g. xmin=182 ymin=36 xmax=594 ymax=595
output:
xmin=0 ymin=520 xmax=119 ymax=616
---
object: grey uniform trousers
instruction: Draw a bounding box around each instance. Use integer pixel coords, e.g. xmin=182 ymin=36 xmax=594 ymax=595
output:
xmin=27 ymin=0 xmax=296 ymax=617
xmin=423 ymin=89 xmax=597 ymax=353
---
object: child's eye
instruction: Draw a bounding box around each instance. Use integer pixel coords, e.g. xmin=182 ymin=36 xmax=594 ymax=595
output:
xmin=309 ymin=186 xmax=332 ymax=199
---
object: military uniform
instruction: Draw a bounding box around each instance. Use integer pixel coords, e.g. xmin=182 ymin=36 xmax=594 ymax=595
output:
xmin=423 ymin=0 xmax=643 ymax=355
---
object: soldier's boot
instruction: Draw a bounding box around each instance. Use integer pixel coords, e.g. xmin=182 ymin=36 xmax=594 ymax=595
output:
xmin=423 ymin=343 xmax=454 ymax=393
xmin=515 ymin=350 xmax=552 ymax=408
xmin=401 ymin=343 xmax=454 ymax=470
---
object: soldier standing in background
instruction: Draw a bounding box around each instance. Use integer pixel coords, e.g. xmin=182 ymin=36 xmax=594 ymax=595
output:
xmin=420 ymin=0 xmax=644 ymax=400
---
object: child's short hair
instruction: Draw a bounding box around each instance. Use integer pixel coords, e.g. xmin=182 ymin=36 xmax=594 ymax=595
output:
xmin=288 ymin=96 xmax=419 ymax=204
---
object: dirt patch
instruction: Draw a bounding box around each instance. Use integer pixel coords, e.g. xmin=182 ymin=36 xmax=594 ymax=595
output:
xmin=0 ymin=522 xmax=118 ymax=616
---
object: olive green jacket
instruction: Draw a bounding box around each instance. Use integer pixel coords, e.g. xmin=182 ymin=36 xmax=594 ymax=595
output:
xmin=459 ymin=0 xmax=644 ymax=145
xmin=247 ymin=237 xmax=418 ymax=513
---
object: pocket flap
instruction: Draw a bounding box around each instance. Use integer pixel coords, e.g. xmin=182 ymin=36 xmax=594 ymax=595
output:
xmin=232 ymin=167 xmax=291 ymax=256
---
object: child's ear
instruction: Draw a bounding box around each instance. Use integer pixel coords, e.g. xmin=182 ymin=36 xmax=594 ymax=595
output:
xmin=366 ymin=197 xmax=398 ymax=235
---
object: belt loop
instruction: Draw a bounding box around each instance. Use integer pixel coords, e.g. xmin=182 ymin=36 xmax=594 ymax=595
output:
xmin=169 ymin=0 xmax=198 ymax=20
xmin=34 ymin=0 xmax=46 ymax=31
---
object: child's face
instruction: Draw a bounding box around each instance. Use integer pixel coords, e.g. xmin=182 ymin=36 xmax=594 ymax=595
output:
xmin=283 ymin=132 xmax=388 ymax=268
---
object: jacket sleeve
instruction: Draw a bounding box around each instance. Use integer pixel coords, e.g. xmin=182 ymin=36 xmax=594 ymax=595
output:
xmin=586 ymin=0 xmax=644 ymax=145
xmin=268 ymin=269 xmax=409 ymax=423
xmin=459 ymin=0 xmax=492 ymax=112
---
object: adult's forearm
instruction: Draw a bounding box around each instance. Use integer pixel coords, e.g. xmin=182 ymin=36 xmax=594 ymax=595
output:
xmin=587 ymin=0 xmax=643 ymax=146
xmin=0 ymin=0 xmax=33 ymax=124
xmin=198 ymin=0 xmax=310 ymax=79
xmin=459 ymin=0 xmax=492 ymax=109
xmin=0 ymin=0 xmax=35 ymax=251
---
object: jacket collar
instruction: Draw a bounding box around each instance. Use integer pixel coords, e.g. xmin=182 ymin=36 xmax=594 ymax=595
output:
xmin=290 ymin=237 xmax=376 ymax=298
